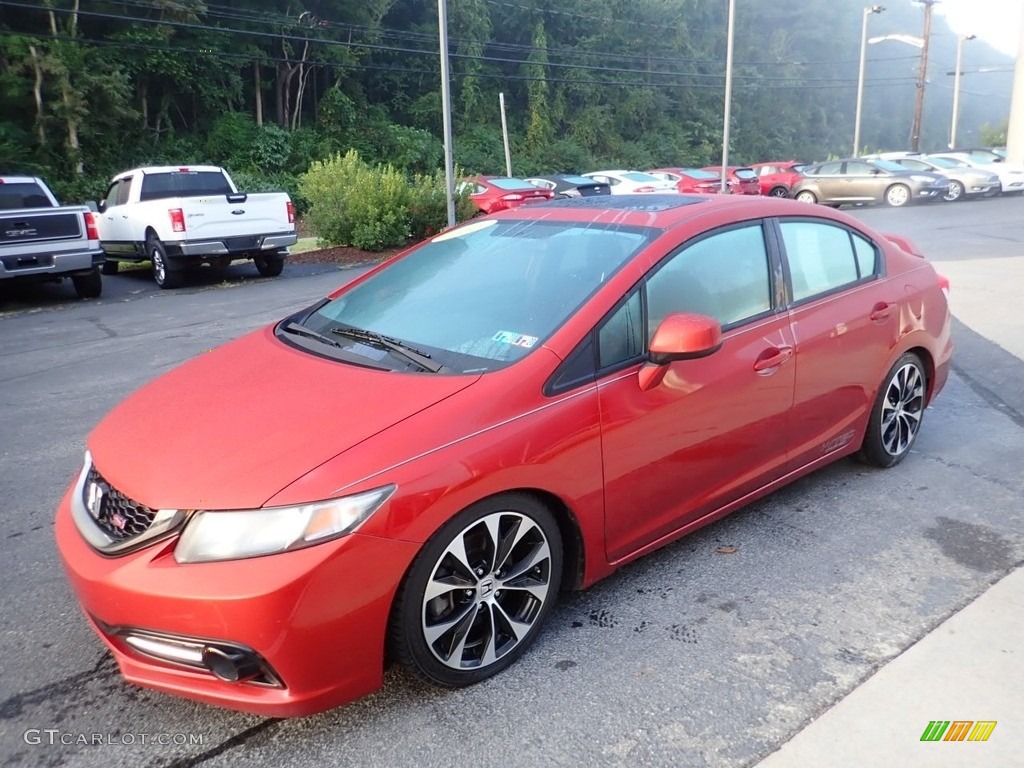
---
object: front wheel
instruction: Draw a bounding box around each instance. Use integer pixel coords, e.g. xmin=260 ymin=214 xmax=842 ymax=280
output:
xmin=885 ymin=184 xmax=911 ymax=207
xmin=254 ymin=252 xmax=284 ymax=277
xmin=943 ymin=180 xmax=965 ymax=202
xmin=768 ymin=186 xmax=789 ymax=198
xmin=859 ymin=353 xmax=927 ymax=468
xmin=795 ymin=190 xmax=818 ymax=204
xmin=389 ymin=493 xmax=563 ymax=688
xmin=71 ymin=267 xmax=102 ymax=299
xmin=148 ymin=236 xmax=183 ymax=289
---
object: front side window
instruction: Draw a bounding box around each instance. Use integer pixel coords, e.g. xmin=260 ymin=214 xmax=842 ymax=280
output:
xmin=646 ymin=223 xmax=772 ymax=335
xmin=781 ymin=220 xmax=877 ymax=302
xmin=296 ymin=219 xmax=654 ymax=373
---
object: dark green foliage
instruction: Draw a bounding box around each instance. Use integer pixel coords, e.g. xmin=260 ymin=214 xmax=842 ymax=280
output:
xmin=0 ymin=0 xmax=1014 ymax=242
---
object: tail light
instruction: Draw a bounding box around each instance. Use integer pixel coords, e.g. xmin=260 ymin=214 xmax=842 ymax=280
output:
xmin=286 ymin=201 xmax=295 ymax=224
xmin=500 ymin=194 xmax=524 ymax=201
xmin=938 ymin=274 xmax=950 ymax=298
xmin=168 ymin=208 xmax=186 ymax=233
xmin=635 ymin=186 xmax=657 ymax=193
xmin=83 ymin=211 xmax=99 ymax=240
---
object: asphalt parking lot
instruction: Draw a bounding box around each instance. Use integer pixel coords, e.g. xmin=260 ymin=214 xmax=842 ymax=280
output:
xmin=1 ymin=199 xmax=1022 ymax=768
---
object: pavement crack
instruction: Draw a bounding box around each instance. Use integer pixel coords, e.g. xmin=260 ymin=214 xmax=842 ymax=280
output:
xmin=0 ymin=654 xmax=115 ymax=720
xmin=153 ymin=719 xmax=283 ymax=768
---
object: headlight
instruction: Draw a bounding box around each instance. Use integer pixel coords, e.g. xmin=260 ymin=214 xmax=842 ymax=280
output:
xmin=910 ymin=175 xmax=937 ymax=183
xmin=174 ymin=485 xmax=396 ymax=563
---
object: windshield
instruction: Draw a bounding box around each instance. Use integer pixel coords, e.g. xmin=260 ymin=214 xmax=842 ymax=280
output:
xmin=299 ymin=219 xmax=654 ymax=373
xmin=488 ymin=178 xmax=537 ymax=190
xmin=622 ymin=172 xmax=661 ymax=182
xmin=734 ymin=169 xmax=757 ymax=180
xmin=928 ymin=156 xmax=966 ymax=169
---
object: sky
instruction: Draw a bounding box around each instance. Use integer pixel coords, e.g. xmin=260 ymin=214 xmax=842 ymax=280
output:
xmin=937 ymin=0 xmax=1022 ymax=57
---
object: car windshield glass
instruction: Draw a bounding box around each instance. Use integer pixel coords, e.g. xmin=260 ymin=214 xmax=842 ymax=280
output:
xmin=488 ymin=178 xmax=536 ymax=190
xmin=928 ymin=156 xmax=963 ymax=169
xmin=734 ymin=169 xmax=757 ymax=179
xmin=683 ymin=169 xmax=718 ymax=179
xmin=302 ymin=219 xmax=654 ymax=373
xmin=560 ymin=175 xmax=598 ymax=185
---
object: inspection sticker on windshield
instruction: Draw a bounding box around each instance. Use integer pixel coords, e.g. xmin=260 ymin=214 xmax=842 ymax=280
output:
xmin=492 ymin=331 xmax=538 ymax=349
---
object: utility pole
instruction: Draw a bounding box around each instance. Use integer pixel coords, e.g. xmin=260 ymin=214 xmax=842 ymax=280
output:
xmin=910 ymin=0 xmax=938 ymax=151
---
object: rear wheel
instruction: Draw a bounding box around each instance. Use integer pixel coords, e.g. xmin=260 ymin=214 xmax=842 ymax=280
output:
xmin=254 ymin=252 xmax=284 ymax=277
xmin=148 ymin=235 xmax=182 ymax=289
xmin=943 ymin=180 xmax=965 ymax=202
xmin=885 ymin=184 xmax=911 ymax=208
xmin=859 ymin=353 xmax=927 ymax=468
xmin=795 ymin=190 xmax=817 ymax=204
xmin=71 ymin=267 xmax=102 ymax=299
xmin=389 ymin=493 xmax=563 ymax=688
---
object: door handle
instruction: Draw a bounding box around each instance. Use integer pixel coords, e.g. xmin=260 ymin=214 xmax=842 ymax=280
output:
xmin=869 ymin=302 xmax=894 ymax=321
xmin=753 ymin=346 xmax=793 ymax=372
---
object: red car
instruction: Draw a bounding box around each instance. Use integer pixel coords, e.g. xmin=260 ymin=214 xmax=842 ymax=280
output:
xmin=56 ymin=195 xmax=951 ymax=717
xmin=750 ymin=161 xmax=807 ymax=198
xmin=701 ymin=165 xmax=761 ymax=195
xmin=463 ymin=176 xmax=554 ymax=214
xmin=646 ymin=167 xmax=726 ymax=194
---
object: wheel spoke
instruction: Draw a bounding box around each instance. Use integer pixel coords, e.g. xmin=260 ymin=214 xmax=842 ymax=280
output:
xmin=482 ymin=514 xmax=502 ymax=573
xmin=500 ymin=540 xmax=549 ymax=581
xmin=494 ymin=516 xmax=539 ymax=574
xmin=500 ymin=576 xmax=549 ymax=604
xmin=424 ymin=573 xmax=474 ymax=602
xmin=444 ymin=534 xmax=476 ymax=583
xmin=492 ymin=600 xmax=532 ymax=647
xmin=423 ymin=602 xmax=476 ymax=653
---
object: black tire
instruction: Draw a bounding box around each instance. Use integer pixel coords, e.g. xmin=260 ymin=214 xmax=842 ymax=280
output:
xmin=254 ymin=252 xmax=285 ymax=277
xmin=148 ymin=235 xmax=182 ymax=289
xmin=388 ymin=493 xmax=563 ymax=688
xmin=768 ymin=186 xmax=789 ymax=198
xmin=884 ymin=183 xmax=911 ymax=208
xmin=795 ymin=190 xmax=818 ymax=204
xmin=100 ymin=259 xmax=119 ymax=275
xmin=71 ymin=267 xmax=102 ymax=299
xmin=859 ymin=352 xmax=927 ymax=468
xmin=943 ymin=180 xmax=965 ymax=202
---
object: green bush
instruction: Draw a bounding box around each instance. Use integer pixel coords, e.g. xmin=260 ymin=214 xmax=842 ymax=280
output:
xmin=299 ymin=150 xmax=471 ymax=251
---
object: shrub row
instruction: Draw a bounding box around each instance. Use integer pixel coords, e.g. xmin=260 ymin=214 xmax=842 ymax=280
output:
xmin=299 ymin=150 xmax=475 ymax=251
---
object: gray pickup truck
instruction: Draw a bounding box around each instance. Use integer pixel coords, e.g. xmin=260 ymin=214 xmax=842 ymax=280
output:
xmin=0 ymin=176 xmax=104 ymax=298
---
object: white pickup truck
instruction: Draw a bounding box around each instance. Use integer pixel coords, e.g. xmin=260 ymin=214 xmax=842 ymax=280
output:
xmin=96 ymin=165 xmax=297 ymax=288
xmin=0 ymin=176 xmax=104 ymax=298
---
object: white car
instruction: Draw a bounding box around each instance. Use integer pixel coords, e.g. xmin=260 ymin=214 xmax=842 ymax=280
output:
xmin=927 ymin=153 xmax=1024 ymax=195
xmin=581 ymin=170 xmax=677 ymax=195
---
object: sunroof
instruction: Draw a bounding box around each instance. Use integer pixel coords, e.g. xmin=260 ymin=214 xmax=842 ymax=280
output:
xmin=540 ymin=194 xmax=707 ymax=212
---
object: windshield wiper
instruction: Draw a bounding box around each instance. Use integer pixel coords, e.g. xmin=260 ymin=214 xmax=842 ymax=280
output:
xmin=281 ymin=321 xmax=342 ymax=348
xmin=331 ymin=326 xmax=445 ymax=373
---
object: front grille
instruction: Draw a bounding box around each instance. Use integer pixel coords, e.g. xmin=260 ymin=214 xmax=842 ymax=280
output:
xmin=82 ymin=467 xmax=157 ymax=541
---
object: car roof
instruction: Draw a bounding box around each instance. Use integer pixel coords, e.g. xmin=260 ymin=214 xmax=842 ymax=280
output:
xmin=481 ymin=192 xmax=858 ymax=230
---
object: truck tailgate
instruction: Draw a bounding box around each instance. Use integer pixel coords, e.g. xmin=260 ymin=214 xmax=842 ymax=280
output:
xmin=183 ymin=194 xmax=291 ymax=240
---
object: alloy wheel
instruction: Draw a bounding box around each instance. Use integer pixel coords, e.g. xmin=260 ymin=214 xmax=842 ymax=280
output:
xmin=420 ymin=511 xmax=553 ymax=671
xmin=880 ymin=362 xmax=924 ymax=457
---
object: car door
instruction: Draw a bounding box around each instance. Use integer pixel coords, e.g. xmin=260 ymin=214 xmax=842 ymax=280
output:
xmin=597 ymin=222 xmax=797 ymax=562
xmin=774 ymin=217 xmax=900 ymax=471
xmin=808 ymin=162 xmax=844 ymax=202
xmin=844 ymin=161 xmax=884 ymax=202
xmin=98 ymin=177 xmax=135 ymax=254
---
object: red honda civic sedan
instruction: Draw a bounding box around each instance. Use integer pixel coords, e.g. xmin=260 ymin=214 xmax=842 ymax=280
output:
xmin=56 ymin=194 xmax=952 ymax=717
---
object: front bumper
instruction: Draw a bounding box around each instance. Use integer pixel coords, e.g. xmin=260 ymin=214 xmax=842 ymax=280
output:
xmin=55 ymin=482 xmax=420 ymax=717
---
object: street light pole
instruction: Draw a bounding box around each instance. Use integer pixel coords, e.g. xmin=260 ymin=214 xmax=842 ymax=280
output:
xmin=854 ymin=5 xmax=885 ymax=157
xmin=438 ymin=0 xmax=456 ymax=229
xmin=909 ymin=0 xmax=938 ymax=152
xmin=949 ymin=34 xmax=976 ymax=148
xmin=719 ymin=0 xmax=735 ymax=194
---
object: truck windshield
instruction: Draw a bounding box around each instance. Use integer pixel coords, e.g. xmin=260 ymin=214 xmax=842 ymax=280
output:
xmin=139 ymin=171 xmax=233 ymax=202
xmin=0 ymin=182 xmax=52 ymax=210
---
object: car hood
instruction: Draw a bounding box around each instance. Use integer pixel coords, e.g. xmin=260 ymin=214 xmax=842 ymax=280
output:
xmin=87 ymin=326 xmax=479 ymax=511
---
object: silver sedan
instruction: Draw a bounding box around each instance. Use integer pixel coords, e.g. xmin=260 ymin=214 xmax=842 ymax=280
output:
xmin=893 ymin=156 xmax=1000 ymax=201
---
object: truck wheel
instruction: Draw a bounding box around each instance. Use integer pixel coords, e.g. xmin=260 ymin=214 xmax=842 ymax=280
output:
xmin=254 ymin=253 xmax=285 ymax=277
xmin=148 ymin=236 xmax=183 ymax=289
xmin=101 ymin=259 xmax=119 ymax=275
xmin=71 ymin=268 xmax=102 ymax=299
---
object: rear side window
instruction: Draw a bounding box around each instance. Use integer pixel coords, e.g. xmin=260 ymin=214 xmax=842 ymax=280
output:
xmin=780 ymin=221 xmax=878 ymax=302
xmin=139 ymin=171 xmax=232 ymax=202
